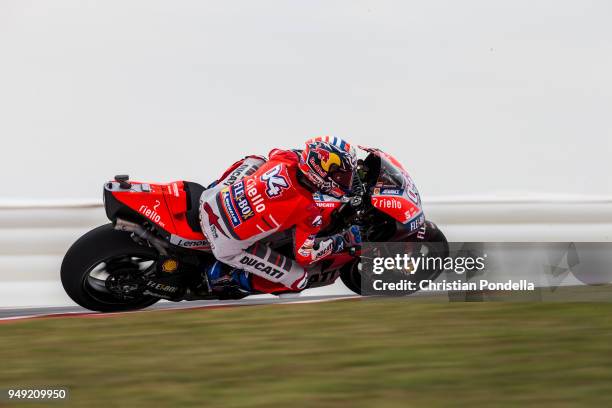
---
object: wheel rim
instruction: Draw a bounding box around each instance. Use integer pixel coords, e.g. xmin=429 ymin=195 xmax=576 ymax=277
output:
xmin=82 ymin=254 xmax=156 ymax=306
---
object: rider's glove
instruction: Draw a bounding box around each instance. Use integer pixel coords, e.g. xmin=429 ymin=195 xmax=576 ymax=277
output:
xmin=328 ymin=226 xmax=362 ymax=253
xmin=311 ymin=226 xmax=363 ymax=261
xmin=342 ymin=225 xmax=362 ymax=247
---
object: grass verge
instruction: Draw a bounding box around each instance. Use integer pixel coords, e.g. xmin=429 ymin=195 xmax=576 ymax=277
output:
xmin=1 ymin=298 xmax=612 ymax=407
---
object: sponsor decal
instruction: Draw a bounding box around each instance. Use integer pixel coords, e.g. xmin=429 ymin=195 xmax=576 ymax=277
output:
xmin=372 ymin=197 xmax=402 ymax=209
xmin=208 ymin=235 xmax=217 ymax=249
xmin=408 ymin=213 xmax=425 ymax=232
xmin=222 ymin=163 xmax=248 ymax=186
xmin=312 ymin=147 xmax=341 ymax=171
xmin=170 ymin=235 xmax=210 ymax=249
xmin=209 ymin=226 xmax=219 ymax=239
xmin=315 ymin=202 xmax=337 ymax=208
xmin=239 ymin=255 xmax=285 ymax=279
xmin=308 ymin=156 xmax=326 ymax=178
xmin=245 ymin=178 xmax=266 ymax=213
xmin=231 ymin=181 xmax=255 ymax=222
xmin=312 ymin=239 xmax=334 ymax=261
xmin=139 ymin=202 xmax=165 ymax=227
xmin=404 ymin=175 xmax=421 ymax=206
xmin=416 ymin=223 xmax=427 ymax=240
xmin=313 ymin=146 xmax=331 ymax=162
xmin=380 ymin=188 xmax=404 ymax=196
xmin=260 ymin=164 xmax=290 ymax=198
xmin=308 ymin=270 xmax=339 ymax=284
xmin=202 ymin=202 xmax=227 ymax=238
xmin=222 ymin=163 xmax=259 ymax=186
xmin=161 ymin=259 xmax=179 ymax=273
xmin=311 ymin=215 xmax=323 ymax=227
xmin=312 ymin=192 xmax=323 ymax=201
xmin=298 ymin=236 xmax=315 ymax=258
xmin=313 ymin=192 xmax=341 ymax=208
xmin=146 ymin=281 xmax=179 ymax=293
xmin=404 ymin=205 xmax=420 ymax=220
xmin=221 ymin=188 xmax=241 ymax=227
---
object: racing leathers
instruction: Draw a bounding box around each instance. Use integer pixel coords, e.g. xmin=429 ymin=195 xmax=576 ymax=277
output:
xmin=199 ymin=149 xmax=358 ymax=293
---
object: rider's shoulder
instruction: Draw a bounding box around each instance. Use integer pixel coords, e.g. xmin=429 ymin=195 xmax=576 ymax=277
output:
xmin=267 ymin=148 xmax=301 ymax=164
xmin=256 ymin=150 xmax=315 ymax=203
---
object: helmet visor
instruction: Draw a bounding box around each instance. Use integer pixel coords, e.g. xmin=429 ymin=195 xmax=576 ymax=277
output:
xmin=329 ymin=165 xmax=354 ymax=192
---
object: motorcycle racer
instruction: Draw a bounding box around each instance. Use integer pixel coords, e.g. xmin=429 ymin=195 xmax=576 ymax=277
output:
xmin=199 ymin=136 xmax=360 ymax=294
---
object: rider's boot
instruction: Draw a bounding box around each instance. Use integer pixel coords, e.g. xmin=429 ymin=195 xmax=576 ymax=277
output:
xmin=205 ymin=261 xmax=251 ymax=300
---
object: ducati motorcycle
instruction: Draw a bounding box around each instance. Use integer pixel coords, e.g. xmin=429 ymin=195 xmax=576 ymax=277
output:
xmin=61 ymin=147 xmax=448 ymax=312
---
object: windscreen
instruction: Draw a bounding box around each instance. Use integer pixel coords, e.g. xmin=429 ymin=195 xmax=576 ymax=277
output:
xmin=375 ymin=156 xmax=406 ymax=189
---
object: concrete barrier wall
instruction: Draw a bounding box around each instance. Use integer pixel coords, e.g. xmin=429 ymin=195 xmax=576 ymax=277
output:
xmin=3 ymin=1 xmax=611 ymax=308
xmin=1 ymin=197 xmax=611 ymax=307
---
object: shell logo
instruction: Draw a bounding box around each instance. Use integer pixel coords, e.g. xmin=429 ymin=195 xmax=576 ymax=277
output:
xmin=161 ymin=259 xmax=179 ymax=273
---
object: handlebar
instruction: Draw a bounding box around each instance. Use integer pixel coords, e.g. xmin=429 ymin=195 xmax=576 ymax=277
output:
xmin=322 ymin=168 xmax=371 ymax=236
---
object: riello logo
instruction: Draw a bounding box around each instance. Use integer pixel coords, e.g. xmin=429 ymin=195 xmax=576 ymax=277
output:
xmin=139 ymin=201 xmax=165 ymax=227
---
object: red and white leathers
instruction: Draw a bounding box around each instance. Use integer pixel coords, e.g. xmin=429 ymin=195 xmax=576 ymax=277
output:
xmin=199 ymin=149 xmax=334 ymax=292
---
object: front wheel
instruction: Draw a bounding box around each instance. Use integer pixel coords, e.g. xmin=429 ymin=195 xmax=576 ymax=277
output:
xmin=340 ymin=221 xmax=449 ymax=295
xmin=61 ymin=224 xmax=160 ymax=312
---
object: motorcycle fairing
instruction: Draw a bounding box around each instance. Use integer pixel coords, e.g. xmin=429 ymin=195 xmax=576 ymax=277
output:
xmin=360 ymin=146 xmax=425 ymax=231
xmin=312 ymin=191 xmax=344 ymax=227
xmin=104 ymin=180 xmax=209 ymax=246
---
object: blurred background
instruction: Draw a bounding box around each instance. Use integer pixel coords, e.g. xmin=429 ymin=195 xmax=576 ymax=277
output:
xmin=1 ymin=0 xmax=611 ymax=306
xmin=1 ymin=0 xmax=611 ymax=199
xmin=2 ymin=3 xmax=612 ymax=406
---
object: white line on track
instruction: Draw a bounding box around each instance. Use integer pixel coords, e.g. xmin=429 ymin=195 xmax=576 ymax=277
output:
xmin=0 ymin=295 xmax=361 ymax=323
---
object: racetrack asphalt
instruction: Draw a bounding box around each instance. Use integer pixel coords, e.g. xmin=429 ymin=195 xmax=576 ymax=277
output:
xmin=0 ymin=294 xmax=360 ymax=321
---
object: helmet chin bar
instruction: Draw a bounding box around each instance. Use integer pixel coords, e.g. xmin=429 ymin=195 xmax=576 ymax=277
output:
xmin=303 ymin=171 xmax=324 ymax=189
xmin=300 ymin=159 xmax=347 ymax=198
xmin=321 ymin=181 xmax=346 ymax=199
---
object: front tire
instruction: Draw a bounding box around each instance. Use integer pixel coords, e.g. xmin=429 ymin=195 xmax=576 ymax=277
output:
xmin=340 ymin=221 xmax=449 ymax=296
xmin=61 ymin=224 xmax=160 ymax=312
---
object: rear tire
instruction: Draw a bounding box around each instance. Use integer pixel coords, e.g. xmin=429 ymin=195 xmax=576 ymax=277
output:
xmin=61 ymin=224 xmax=160 ymax=312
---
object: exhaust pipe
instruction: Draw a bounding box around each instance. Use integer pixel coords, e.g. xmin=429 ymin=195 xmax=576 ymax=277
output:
xmin=115 ymin=218 xmax=169 ymax=256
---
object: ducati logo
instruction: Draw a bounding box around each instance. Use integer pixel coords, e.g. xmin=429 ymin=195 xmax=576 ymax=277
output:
xmin=239 ymin=255 xmax=285 ymax=279
xmin=260 ymin=164 xmax=290 ymax=198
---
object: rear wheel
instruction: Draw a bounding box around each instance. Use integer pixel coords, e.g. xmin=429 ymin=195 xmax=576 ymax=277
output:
xmin=61 ymin=224 xmax=160 ymax=312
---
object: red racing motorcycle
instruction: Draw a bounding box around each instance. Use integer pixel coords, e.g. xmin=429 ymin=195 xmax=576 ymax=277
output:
xmin=61 ymin=147 xmax=448 ymax=312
